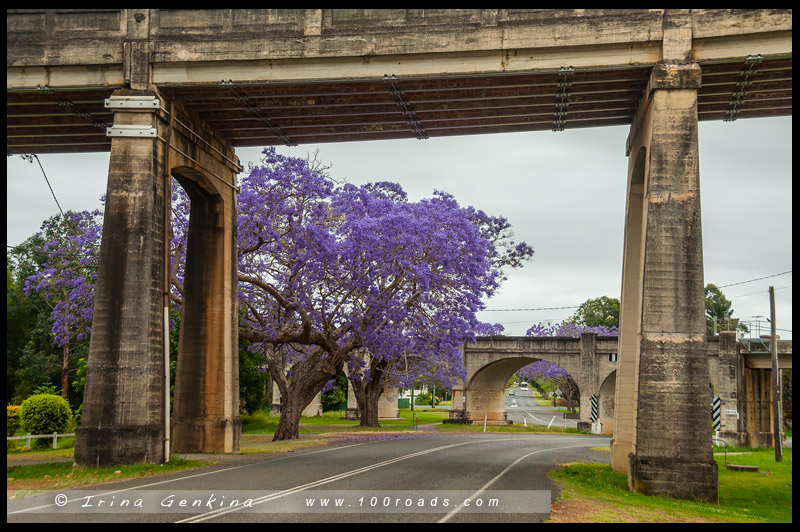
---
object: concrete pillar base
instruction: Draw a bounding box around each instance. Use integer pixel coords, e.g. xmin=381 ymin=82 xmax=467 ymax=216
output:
xmin=75 ymin=425 xmax=164 ymax=467
xmin=630 ymin=454 xmax=719 ymax=503
xmin=172 ymin=416 xmax=241 ymax=454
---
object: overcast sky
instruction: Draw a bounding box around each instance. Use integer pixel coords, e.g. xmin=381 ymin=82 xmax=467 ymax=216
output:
xmin=7 ymin=115 xmax=792 ymax=339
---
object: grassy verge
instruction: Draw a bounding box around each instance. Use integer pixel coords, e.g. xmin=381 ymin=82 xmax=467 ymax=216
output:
xmin=548 ymin=447 xmax=792 ymax=522
xmin=7 ymin=456 xmax=216 ymax=495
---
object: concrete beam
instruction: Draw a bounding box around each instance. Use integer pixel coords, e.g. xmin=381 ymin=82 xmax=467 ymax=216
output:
xmin=8 ymin=10 xmax=791 ymax=89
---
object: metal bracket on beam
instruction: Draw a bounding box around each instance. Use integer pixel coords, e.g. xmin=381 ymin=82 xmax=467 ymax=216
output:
xmin=106 ymin=125 xmax=158 ymax=137
xmin=105 ymin=96 xmax=161 ymax=109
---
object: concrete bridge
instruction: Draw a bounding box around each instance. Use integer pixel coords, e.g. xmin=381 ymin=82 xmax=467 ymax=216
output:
xmin=7 ymin=9 xmax=792 ymax=503
xmin=451 ymin=332 xmax=792 ymax=448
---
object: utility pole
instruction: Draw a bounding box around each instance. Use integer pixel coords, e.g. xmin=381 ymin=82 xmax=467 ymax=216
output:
xmin=769 ymin=286 xmax=783 ymax=462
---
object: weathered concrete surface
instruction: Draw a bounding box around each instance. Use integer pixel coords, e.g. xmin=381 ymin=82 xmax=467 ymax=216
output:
xmin=75 ymin=90 xmax=242 ymax=465
xmin=164 ymin=99 xmax=241 ymax=455
xmin=7 ymin=10 xmax=792 ymax=151
xmin=613 ymin=31 xmax=719 ymax=498
xmin=74 ymin=90 xmax=169 ymax=467
xmin=7 ymin=9 xmax=792 ymax=84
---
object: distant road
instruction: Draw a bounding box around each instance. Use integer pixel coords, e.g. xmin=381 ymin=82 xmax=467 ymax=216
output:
xmin=505 ymin=388 xmax=579 ymax=429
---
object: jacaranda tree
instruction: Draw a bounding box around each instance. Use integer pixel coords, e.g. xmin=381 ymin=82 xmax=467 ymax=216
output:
xmin=342 ymin=184 xmax=533 ymax=427
xmin=24 ymin=146 xmax=531 ymax=441
xmin=23 ymin=210 xmax=102 ymax=399
xmin=234 ymin=148 xmax=526 ymax=438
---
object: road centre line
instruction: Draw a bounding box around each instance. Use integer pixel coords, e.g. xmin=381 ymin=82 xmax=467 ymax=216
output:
xmin=437 ymin=443 xmax=598 ymax=523
xmin=7 ymin=442 xmax=366 ymax=515
xmin=179 ymin=436 xmax=600 ymax=523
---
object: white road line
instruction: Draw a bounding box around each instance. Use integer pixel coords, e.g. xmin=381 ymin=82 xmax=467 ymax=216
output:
xmin=437 ymin=442 xmax=598 ymax=523
xmin=7 ymin=442 xmax=366 ymax=515
xmin=178 ymin=436 xmax=578 ymax=523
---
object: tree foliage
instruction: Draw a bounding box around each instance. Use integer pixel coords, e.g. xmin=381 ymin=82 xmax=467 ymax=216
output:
xmin=705 ymin=283 xmax=748 ymax=336
xmin=565 ymin=295 xmax=619 ymax=329
xmin=14 ymin=146 xmax=533 ymax=441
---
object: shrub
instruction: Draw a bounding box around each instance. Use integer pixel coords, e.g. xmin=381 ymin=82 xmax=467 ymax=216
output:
xmin=414 ymin=392 xmax=440 ymax=406
xmin=7 ymin=405 xmax=22 ymax=436
xmin=20 ymin=394 xmax=73 ymax=449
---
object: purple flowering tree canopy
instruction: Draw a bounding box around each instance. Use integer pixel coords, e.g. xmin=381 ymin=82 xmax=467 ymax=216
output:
xmin=24 ymin=210 xmax=103 ymax=348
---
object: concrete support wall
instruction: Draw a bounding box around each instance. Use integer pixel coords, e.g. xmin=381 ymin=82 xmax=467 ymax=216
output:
xmin=577 ymin=333 xmax=598 ymax=431
xmin=75 ymin=90 xmax=242 ymax=464
xmin=612 ymin=15 xmax=718 ymax=498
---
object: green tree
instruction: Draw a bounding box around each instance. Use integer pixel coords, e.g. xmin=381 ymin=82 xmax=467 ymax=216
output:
xmin=705 ymin=283 xmax=749 ymax=336
xmin=321 ymin=370 xmax=348 ymax=412
xmin=566 ymin=296 xmax=620 ymax=329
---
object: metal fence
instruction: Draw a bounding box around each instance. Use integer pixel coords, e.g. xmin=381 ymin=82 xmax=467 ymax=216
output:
xmin=7 ymin=432 xmax=75 ymax=450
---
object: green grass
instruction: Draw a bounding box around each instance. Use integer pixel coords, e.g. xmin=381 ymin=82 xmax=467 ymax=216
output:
xmin=549 ymin=447 xmax=792 ymax=522
xmin=241 ymin=408 xmax=451 ymax=434
xmin=7 ymin=456 xmax=216 ymax=491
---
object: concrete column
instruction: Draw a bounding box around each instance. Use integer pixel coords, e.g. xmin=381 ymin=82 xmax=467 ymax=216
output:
xmin=614 ymin=59 xmax=718 ymax=502
xmin=741 ymin=368 xmax=779 ymax=447
xmin=170 ymin=173 xmax=241 ymax=452
xmin=75 ymin=89 xmax=169 ymax=467
xmin=378 ymin=387 xmax=401 ymax=419
xmin=611 ymin=143 xmax=646 ymax=473
xmin=713 ymin=332 xmax=744 ymax=444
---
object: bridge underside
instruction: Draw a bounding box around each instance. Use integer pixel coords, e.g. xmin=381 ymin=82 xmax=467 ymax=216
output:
xmin=6 ymin=56 xmax=792 ymax=154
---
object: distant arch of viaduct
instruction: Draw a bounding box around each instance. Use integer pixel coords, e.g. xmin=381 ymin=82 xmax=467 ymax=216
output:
xmin=451 ymin=331 xmax=791 ymax=448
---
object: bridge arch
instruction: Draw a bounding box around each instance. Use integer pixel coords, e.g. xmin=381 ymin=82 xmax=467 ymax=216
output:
xmin=597 ymin=369 xmax=616 ymax=434
xmin=452 ymin=334 xmax=617 ymax=425
xmin=464 ymin=356 xmax=581 ymax=422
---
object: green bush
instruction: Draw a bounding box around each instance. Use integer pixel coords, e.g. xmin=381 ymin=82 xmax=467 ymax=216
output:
xmin=20 ymin=394 xmax=73 ymax=448
xmin=7 ymin=405 xmax=22 ymax=436
xmin=414 ymin=392 xmax=440 ymax=406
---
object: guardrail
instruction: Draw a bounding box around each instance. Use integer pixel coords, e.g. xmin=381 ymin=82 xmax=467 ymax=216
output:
xmin=7 ymin=432 xmax=75 ymax=450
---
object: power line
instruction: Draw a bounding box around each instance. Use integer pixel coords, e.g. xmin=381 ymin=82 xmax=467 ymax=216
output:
xmin=482 ymin=305 xmax=579 ymax=312
xmin=18 ymin=154 xmax=81 ymax=235
xmin=717 ymin=270 xmax=792 ymax=288
xmin=483 ymin=271 xmax=793 ymax=313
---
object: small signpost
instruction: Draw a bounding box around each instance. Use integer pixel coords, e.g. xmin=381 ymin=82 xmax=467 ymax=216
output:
xmin=712 ymin=395 xmax=721 ymax=439
xmin=590 ymin=394 xmax=602 ymax=434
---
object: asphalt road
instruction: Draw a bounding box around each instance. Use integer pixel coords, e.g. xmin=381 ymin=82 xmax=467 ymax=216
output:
xmin=8 ymin=432 xmax=611 ymax=523
xmin=505 ymin=387 xmax=579 ymax=429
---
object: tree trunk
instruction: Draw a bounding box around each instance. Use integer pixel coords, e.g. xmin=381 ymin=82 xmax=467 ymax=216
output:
xmin=267 ymin=348 xmax=344 ymax=441
xmin=352 ymin=358 xmax=389 ymax=428
xmin=272 ymin=390 xmax=306 ymax=440
xmin=360 ymin=381 xmax=386 ymax=428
